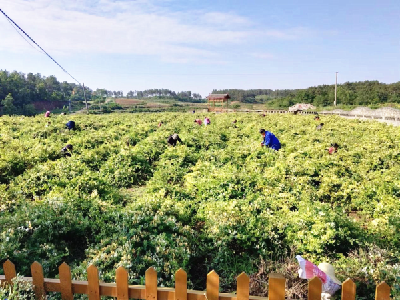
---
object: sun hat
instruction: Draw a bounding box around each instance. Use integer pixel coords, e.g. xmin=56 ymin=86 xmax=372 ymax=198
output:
xmin=318 ymin=263 xmax=341 ymax=285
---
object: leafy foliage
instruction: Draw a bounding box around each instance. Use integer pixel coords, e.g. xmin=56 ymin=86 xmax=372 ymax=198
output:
xmin=0 ymin=70 xmax=95 ymax=115
xmin=0 ymin=275 xmax=37 ymax=300
xmin=0 ymin=113 xmax=399 ymax=299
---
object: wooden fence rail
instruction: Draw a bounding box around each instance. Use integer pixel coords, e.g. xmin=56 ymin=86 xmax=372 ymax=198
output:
xmin=0 ymin=260 xmax=392 ymax=300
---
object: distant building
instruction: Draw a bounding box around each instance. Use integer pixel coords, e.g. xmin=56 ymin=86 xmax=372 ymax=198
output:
xmin=289 ymin=103 xmax=316 ymax=112
xmin=206 ymin=94 xmax=231 ymax=111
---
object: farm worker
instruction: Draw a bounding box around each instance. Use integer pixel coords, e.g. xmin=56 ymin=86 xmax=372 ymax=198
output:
xmin=44 ymin=111 xmax=51 ymax=117
xmin=61 ymin=144 xmax=73 ymax=157
xmin=259 ymin=129 xmax=281 ymax=151
xmin=314 ymin=115 xmax=320 ymax=121
xmin=194 ymin=119 xmax=202 ymax=126
xmin=318 ymin=263 xmax=342 ymax=300
xmin=192 ymin=110 xmax=195 ymax=113
xmin=328 ymin=143 xmax=339 ymax=155
xmin=233 ymin=119 xmax=237 ymax=124
xmin=204 ymin=117 xmax=211 ymax=126
xmin=158 ymin=121 xmax=163 ymax=127
xmin=316 ymin=123 xmax=324 ymax=130
xmin=167 ymin=133 xmax=182 ymax=147
xmin=66 ymin=120 xmax=76 ymax=130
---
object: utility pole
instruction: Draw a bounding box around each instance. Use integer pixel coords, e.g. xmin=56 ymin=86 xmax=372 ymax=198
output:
xmin=334 ymin=72 xmax=338 ymax=106
xmin=83 ymin=83 xmax=88 ymax=113
xmin=99 ymin=90 xmax=103 ymax=112
xmin=70 ymin=89 xmax=75 ymax=113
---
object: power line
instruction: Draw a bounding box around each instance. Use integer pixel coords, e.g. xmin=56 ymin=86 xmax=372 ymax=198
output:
xmin=0 ymin=7 xmax=81 ymax=85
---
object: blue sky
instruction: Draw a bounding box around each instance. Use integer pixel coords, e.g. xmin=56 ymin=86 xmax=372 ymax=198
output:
xmin=0 ymin=0 xmax=399 ymax=96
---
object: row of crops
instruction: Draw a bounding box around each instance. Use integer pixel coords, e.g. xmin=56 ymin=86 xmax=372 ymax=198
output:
xmin=1 ymin=113 xmax=400 ymax=298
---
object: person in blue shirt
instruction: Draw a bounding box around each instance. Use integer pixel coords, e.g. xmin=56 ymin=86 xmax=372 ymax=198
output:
xmin=260 ymin=129 xmax=281 ymax=150
xmin=66 ymin=120 xmax=75 ymax=130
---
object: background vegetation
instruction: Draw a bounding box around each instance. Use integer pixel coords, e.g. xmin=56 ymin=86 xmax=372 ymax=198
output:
xmin=0 ymin=70 xmax=205 ymax=115
xmin=212 ymin=81 xmax=400 ymax=108
xmin=2 ymin=69 xmax=400 ymax=116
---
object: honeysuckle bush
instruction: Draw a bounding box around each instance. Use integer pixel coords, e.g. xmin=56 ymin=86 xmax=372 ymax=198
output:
xmin=0 ymin=275 xmax=37 ymax=300
xmin=1 ymin=113 xmax=400 ymax=298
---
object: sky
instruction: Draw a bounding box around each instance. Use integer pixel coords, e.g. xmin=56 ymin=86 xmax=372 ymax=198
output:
xmin=0 ymin=0 xmax=399 ymax=96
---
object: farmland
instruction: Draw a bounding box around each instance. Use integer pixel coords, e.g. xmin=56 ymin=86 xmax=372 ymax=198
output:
xmin=1 ymin=113 xmax=400 ymax=298
xmin=113 ymin=98 xmax=206 ymax=111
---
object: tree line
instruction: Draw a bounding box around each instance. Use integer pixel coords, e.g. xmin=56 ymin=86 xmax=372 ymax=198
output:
xmin=0 ymin=70 xmax=206 ymax=115
xmin=126 ymin=89 xmax=203 ymax=102
xmin=212 ymin=81 xmax=400 ymax=107
xmin=0 ymin=70 xmax=94 ymax=115
xmin=2 ymin=69 xmax=399 ymax=115
xmin=210 ymin=89 xmax=297 ymax=103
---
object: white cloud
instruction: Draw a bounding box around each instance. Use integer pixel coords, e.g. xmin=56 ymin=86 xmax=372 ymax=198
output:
xmin=0 ymin=0 xmax=310 ymax=63
xmin=251 ymin=52 xmax=275 ymax=59
xmin=203 ymin=12 xmax=251 ymax=27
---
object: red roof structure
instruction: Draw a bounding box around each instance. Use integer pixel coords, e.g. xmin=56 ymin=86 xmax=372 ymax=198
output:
xmin=207 ymin=94 xmax=231 ymax=111
xmin=207 ymin=94 xmax=231 ymax=101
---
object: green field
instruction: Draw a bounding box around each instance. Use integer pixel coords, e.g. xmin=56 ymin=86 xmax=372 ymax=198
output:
xmin=1 ymin=113 xmax=400 ymax=298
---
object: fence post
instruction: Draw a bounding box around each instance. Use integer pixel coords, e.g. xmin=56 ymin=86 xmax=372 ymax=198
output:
xmin=268 ymin=273 xmax=285 ymax=300
xmin=341 ymin=278 xmax=356 ymax=300
xmin=3 ymin=260 xmax=16 ymax=284
xmin=59 ymin=262 xmax=73 ymax=300
xmin=308 ymin=277 xmax=322 ymax=300
xmin=237 ymin=272 xmax=249 ymax=300
xmin=87 ymin=265 xmax=100 ymax=300
xmin=31 ymin=261 xmax=46 ymax=300
xmin=116 ymin=266 xmax=129 ymax=300
xmin=146 ymin=267 xmax=158 ymax=300
xmin=375 ymin=282 xmax=390 ymax=300
xmin=175 ymin=269 xmax=187 ymax=300
xmin=207 ymin=270 xmax=220 ymax=300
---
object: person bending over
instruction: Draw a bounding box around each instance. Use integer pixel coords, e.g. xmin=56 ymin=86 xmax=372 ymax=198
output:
xmin=61 ymin=144 xmax=73 ymax=157
xmin=260 ymin=129 xmax=281 ymax=151
xmin=167 ymin=133 xmax=182 ymax=147
xmin=66 ymin=120 xmax=76 ymax=130
xmin=328 ymin=143 xmax=339 ymax=155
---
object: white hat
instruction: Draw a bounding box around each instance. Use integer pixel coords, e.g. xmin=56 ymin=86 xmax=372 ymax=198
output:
xmin=318 ymin=263 xmax=341 ymax=285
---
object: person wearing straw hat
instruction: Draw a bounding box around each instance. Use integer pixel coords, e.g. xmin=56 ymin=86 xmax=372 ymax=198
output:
xmin=318 ymin=263 xmax=342 ymax=300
